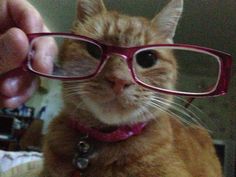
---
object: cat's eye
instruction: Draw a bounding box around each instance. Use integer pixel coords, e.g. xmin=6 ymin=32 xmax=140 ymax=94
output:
xmin=75 ymin=40 xmax=102 ymax=60
xmin=135 ymin=50 xmax=158 ymax=68
xmin=86 ymin=42 xmax=102 ymax=60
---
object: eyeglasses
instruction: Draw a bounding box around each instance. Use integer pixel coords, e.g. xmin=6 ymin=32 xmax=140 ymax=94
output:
xmin=25 ymin=33 xmax=232 ymax=97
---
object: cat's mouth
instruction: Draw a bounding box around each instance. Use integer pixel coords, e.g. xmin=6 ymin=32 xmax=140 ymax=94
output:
xmin=78 ymin=80 xmax=151 ymax=125
xmin=82 ymin=92 xmax=143 ymax=125
xmin=94 ymin=94 xmax=138 ymax=113
xmin=83 ymin=82 xmax=137 ymax=109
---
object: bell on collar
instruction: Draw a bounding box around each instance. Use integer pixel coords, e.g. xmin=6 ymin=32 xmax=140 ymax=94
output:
xmin=73 ymin=156 xmax=89 ymax=170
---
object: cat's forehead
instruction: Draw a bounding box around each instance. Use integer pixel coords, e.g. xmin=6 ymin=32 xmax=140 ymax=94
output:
xmin=74 ymin=12 xmax=162 ymax=47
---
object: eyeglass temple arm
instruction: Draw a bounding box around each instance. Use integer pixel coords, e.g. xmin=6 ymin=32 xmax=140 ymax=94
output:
xmin=184 ymin=97 xmax=195 ymax=108
xmin=184 ymin=82 xmax=220 ymax=108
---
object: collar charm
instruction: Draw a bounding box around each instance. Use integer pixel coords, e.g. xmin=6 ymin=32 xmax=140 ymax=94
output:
xmin=73 ymin=135 xmax=93 ymax=171
xmin=70 ymin=117 xmax=148 ymax=175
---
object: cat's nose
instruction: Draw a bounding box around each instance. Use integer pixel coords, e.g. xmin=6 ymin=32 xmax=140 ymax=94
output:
xmin=106 ymin=75 xmax=132 ymax=95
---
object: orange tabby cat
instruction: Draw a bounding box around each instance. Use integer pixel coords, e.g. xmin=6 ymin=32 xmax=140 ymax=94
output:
xmin=41 ymin=0 xmax=223 ymax=177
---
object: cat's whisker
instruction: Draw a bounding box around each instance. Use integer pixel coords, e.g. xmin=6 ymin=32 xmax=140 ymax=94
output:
xmin=64 ymin=87 xmax=87 ymax=92
xmin=62 ymin=92 xmax=86 ymax=115
xmin=63 ymin=80 xmax=89 ymax=84
xmin=64 ymin=85 xmax=88 ymax=91
xmin=172 ymin=96 xmax=214 ymax=131
xmin=63 ymin=87 xmax=89 ymax=96
xmin=135 ymin=106 xmax=157 ymax=122
xmin=173 ymin=96 xmax=208 ymax=119
xmin=64 ymin=90 xmax=90 ymax=98
xmin=151 ymin=97 xmax=202 ymax=126
xmin=146 ymin=100 xmax=193 ymax=125
xmin=63 ymin=92 xmax=88 ymax=98
xmin=63 ymin=86 xmax=79 ymax=91
xmin=71 ymin=102 xmax=85 ymax=115
xmin=152 ymin=96 xmax=205 ymax=127
xmin=149 ymin=97 xmax=196 ymax=125
xmin=154 ymin=96 xmax=203 ymax=123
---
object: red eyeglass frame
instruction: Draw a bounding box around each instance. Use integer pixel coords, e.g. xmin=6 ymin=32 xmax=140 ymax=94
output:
xmin=26 ymin=32 xmax=233 ymax=98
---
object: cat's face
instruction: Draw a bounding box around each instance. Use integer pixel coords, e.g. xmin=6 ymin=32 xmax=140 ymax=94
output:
xmin=61 ymin=0 xmax=183 ymax=125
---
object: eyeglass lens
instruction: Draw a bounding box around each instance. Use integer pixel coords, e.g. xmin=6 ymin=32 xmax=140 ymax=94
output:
xmin=134 ymin=47 xmax=220 ymax=93
xmin=29 ymin=36 xmax=103 ymax=78
xmin=28 ymin=36 xmax=220 ymax=94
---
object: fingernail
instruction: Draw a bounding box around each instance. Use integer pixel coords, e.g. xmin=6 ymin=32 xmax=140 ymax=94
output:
xmin=0 ymin=28 xmax=28 ymax=72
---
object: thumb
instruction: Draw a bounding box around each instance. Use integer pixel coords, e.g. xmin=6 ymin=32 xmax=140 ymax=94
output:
xmin=0 ymin=28 xmax=29 ymax=74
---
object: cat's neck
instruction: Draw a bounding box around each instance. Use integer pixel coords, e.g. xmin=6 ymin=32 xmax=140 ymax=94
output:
xmin=63 ymin=105 xmax=109 ymax=128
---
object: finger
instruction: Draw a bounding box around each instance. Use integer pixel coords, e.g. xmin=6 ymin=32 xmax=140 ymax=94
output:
xmin=0 ymin=68 xmax=38 ymax=97
xmin=0 ymin=0 xmax=14 ymax=33
xmin=0 ymin=81 xmax=38 ymax=109
xmin=0 ymin=69 xmax=40 ymax=108
xmin=7 ymin=0 xmax=44 ymax=33
xmin=0 ymin=28 xmax=29 ymax=73
xmin=30 ymin=36 xmax=58 ymax=75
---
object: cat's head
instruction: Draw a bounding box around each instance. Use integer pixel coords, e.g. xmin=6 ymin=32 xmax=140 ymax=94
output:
xmin=61 ymin=0 xmax=183 ymax=125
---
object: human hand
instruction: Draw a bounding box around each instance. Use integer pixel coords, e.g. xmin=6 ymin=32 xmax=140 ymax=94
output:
xmin=0 ymin=0 xmax=54 ymax=108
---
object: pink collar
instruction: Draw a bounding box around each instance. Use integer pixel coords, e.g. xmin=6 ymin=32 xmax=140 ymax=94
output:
xmin=69 ymin=118 xmax=148 ymax=143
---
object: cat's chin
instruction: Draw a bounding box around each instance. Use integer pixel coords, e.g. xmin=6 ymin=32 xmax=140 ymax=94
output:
xmin=82 ymin=96 xmax=151 ymax=125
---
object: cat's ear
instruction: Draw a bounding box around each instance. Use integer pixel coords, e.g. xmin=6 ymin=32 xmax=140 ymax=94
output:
xmin=151 ymin=0 xmax=183 ymax=40
xmin=77 ymin=0 xmax=107 ymax=22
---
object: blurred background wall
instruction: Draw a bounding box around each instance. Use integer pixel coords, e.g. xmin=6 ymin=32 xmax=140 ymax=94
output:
xmin=27 ymin=0 xmax=236 ymax=140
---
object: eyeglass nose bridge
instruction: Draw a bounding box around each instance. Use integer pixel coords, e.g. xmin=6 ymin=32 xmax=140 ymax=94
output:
xmin=99 ymin=45 xmax=136 ymax=81
xmin=104 ymin=45 xmax=137 ymax=64
xmin=102 ymin=45 xmax=136 ymax=68
xmin=104 ymin=45 xmax=131 ymax=61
